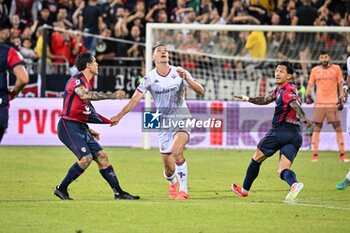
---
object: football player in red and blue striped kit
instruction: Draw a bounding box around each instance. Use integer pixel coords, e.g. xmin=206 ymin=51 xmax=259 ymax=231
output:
xmin=231 ymin=61 xmax=312 ymax=201
xmin=0 ymin=19 xmax=29 ymax=142
xmin=54 ymin=52 xmax=140 ymax=200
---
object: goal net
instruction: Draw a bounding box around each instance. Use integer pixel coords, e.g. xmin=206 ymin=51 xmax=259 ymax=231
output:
xmin=143 ymin=23 xmax=350 ymax=149
xmin=145 ymin=24 xmax=350 ymax=101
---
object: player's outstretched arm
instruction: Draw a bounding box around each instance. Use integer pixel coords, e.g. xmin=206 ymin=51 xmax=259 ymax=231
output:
xmin=176 ymin=67 xmax=205 ymax=95
xmin=110 ymin=90 xmax=144 ymax=126
xmin=289 ymin=100 xmax=312 ymax=128
xmin=8 ymin=65 xmax=29 ymax=100
xmin=75 ymin=87 xmax=125 ymax=101
xmin=234 ymin=93 xmax=275 ymax=105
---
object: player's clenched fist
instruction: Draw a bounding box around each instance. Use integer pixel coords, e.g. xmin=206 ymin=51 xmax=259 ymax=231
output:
xmin=176 ymin=67 xmax=187 ymax=80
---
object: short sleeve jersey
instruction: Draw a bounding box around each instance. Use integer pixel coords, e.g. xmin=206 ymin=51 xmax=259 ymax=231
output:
xmin=0 ymin=44 xmax=25 ymax=108
xmin=272 ymin=82 xmax=301 ymax=127
xmin=61 ymin=73 xmax=111 ymax=124
xmin=309 ymin=64 xmax=343 ymax=104
xmin=137 ymin=66 xmax=194 ymax=116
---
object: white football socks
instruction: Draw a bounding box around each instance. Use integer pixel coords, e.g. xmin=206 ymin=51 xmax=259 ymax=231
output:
xmin=346 ymin=170 xmax=350 ymax=181
xmin=176 ymin=160 xmax=188 ymax=193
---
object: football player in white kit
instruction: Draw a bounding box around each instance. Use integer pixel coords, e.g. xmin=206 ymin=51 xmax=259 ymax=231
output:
xmin=337 ymin=55 xmax=350 ymax=190
xmin=111 ymin=45 xmax=205 ymax=199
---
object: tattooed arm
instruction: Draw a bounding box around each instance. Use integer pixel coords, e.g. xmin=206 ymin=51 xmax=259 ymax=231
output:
xmin=234 ymin=93 xmax=276 ymax=105
xmin=289 ymin=100 xmax=312 ymax=127
xmin=75 ymin=87 xmax=126 ymax=101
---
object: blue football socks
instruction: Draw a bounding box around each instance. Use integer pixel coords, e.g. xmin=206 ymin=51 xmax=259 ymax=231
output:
xmin=280 ymin=169 xmax=297 ymax=187
xmin=243 ymin=159 xmax=261 ymax=191
xmin=60 ymin=162 xmax=84 ymax=189
xmin=100 ymin=165 xmax=123 ymax=194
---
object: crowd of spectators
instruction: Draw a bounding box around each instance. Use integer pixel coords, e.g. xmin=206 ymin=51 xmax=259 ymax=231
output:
xmin=0 ymin=0 xmax=349 ymax=76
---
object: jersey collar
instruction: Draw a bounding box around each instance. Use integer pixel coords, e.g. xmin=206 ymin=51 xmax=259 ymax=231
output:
xmin=156 ymin=67 xmax=171 ymax=77
xmin=79 ymin=72 xmax=89 ymax=83
xmin=277 ymin=81 xmax=290 ymax=90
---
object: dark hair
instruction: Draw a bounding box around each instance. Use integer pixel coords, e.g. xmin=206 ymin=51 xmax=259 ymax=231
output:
xmin=319 ymin=50 xmax=329 ymax=56
xmin=0 ymin=18 xmax=11 ymax=31
xmin=276 ymin=61 xmax=294 ymax=74
xmin=75 ymin=52 xmax=93 ymax=71
xmin=153 ymin=44 xmax=165 ymax=52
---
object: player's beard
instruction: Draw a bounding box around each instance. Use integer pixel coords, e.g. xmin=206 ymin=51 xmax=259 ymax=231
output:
xmin=321 ymin=61 xmax=329 ymax=68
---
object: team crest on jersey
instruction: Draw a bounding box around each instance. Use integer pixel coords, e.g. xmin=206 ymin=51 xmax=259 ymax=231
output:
xmin=76 ymin=79 xmax=81 ymax=85
xmin=171 ymin=73 xmax=176 ymax=79
xmin=155 ymin=79 xmax=159 ymax=83
xmin=83 ymin=106 xmax=91 ymax=115
xmin=81 ymin=147 xmax=86 ymax=153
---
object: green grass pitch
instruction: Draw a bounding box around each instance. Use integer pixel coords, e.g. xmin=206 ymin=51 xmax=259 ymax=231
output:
xmin=0 ymin=146 xmax=349 ymax=233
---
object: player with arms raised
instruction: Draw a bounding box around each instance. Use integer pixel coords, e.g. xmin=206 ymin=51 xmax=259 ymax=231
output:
xmin=232 ymin=61 xmax=312 ymax=201
xmin=111 ymin=45 xmax=205 ymax=200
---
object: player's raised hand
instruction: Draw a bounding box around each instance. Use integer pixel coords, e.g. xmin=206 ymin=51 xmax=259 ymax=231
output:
xmin=115 ymin=90 xmax=126 ymax=100
xmin=234 ymin=95 xmax=249 ymax=102
xmin=89 ymin=128 xmax=101 ymax=141
xmin=176 ymin=67 xmax=187 ymax=80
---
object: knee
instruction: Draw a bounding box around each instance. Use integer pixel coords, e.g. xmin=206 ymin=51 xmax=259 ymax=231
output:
xmin=96 ymin=151 xmax=109 ymax=164
xmin=98 ymin=151 xmax=108 ymax=160
xmin=171 ymin=148 xmax=183 ymax=160
xmin=79 ymin=154 xmax=93 ymax=169
xmin=332 ymin=122 xmax=341 ymax=130
xmin=252 ymin=150 xmax=267 ymax=163
xmin=314 ymin=123 xmax=322 ymax=130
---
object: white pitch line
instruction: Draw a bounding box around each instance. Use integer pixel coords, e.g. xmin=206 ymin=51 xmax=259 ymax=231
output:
xmin=289 ymin=202 xmax=350 ymax=211
xmin=245 ymin=201 xmax=350 ymax=211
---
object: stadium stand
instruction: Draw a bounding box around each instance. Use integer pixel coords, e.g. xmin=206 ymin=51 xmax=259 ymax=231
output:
xmin=1 ymin=0 xmax=349 ymax=100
